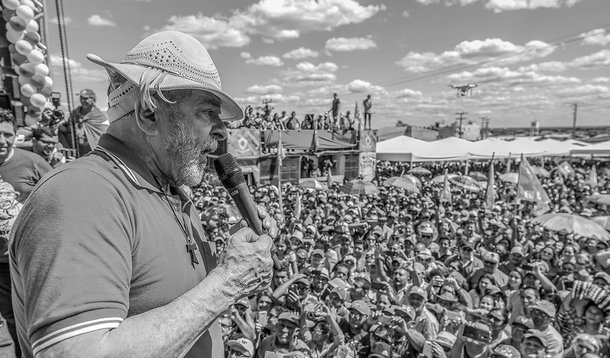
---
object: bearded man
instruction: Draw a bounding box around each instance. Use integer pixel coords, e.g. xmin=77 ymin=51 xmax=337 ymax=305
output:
xmin=10 ymin=31 xmax=276 ymax=358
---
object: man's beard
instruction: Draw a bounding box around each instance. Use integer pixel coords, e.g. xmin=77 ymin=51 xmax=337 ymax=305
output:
xmin=163 ymin=115 xmax=214 ymax=187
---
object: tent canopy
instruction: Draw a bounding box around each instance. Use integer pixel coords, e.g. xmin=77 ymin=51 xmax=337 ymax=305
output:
xmin=376 ymin=136 xmax=604 ymax=162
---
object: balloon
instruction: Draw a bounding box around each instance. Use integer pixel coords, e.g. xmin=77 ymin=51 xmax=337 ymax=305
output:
xmin=24 ymin=19 xmax=38 ymax=33
xmin=20 ymin=0 xmax=36 ymax=10
xmin=15 ymin=5 xmax=34 ymax=22
xmin=17 ymin=74 xmax=28 ymax=85
xmin=24 ymin=30 xmax=40 ymax=44
xmin=18 ymin=63 xmax=34 ymax=77
xmin=6 ymin=25 xmax=24 ymax=43
xmin=2 ymin=0 xmax=20 ymax=10
xmin=44 ymin=75 xmax=53 ymax=87
xmin=33 ymin=63 xmax=49 ymax=76
xmin=9 ymin=16 xmax=26 ymax=32
xmin=14 ymin=39 xmax=32 ymax=55
xmin=26 ymin=48 xmax=43 ymax=64
xmin=20 ymin=83 xmax=35 ymax=97
xmin=40 ymin=84 xmax=52 ymax=97
xmin=30 ymin=93 xmax=46 ymax=108
xmin=11 ymin=52 xmax=27 ymax=65
xmin=31 ymin=73 xmax=45 ymax=88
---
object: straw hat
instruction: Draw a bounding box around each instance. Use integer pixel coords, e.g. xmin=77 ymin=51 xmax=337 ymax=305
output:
xmin=87 ymin=31 xmax=243 ymax=121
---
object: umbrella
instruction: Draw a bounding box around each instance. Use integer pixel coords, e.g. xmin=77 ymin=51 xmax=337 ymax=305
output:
xmin=587 ymin=193 xmax=610 ymax=206
xmin=499 ymin=173 xmax=519 ymax=184
xmin=532 ymin=166 xmax=551 ymax=178
xmin=383 ymin=177 xmax=420 ymax=194
xmin=469 ymin=171 xmax=487 ymax=181
xmin=449 ymin=175 xmax=481 ymax=193
xmin=592 ymin=216 xmax=610 ymax=231
xmin=408 ymin=167 xmax=432 ymax=176
xmin=341 ymin=179 xmax=379 ymax=195
xmin=402 ymin=174 xmax=423 ymax=188
xmin=300 ymin=179 xmax=328 ymax=190
xmin=431 ymin=173 xmax=458 ymax=184
xmin=532 ymin=213 xmax=610 ymax=241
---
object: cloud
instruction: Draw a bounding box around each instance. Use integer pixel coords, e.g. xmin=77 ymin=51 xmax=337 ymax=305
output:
xmin=245 ymin=84 xmax=283 ymax=95
xmin=346 ymin=79 xmax=387 ymax=94
xmin=393 ymin=88 xmax=425 ymax=99
xmin=157 ymin=0 xmax=384 ymax=49
xmin=49 ymin=17 xmax=72 ymax=25
xmin=296 ymin=62 xmax=338 ymax=72
xmin=282 ymin=47 xmax=320 ymax=60
xmin=414 ymin=0 xmax=585 ymax=12
xmin=568 ymin=49 xmax=610 ymax=69
xmin=397 ymin=38 xmax=555 ymax=73
xmin=160 ymin=14 xmax=250 ymax=49
xmin=402 ymin=10 xmax=410 ymax=17
xmin=555 ymin=84 xmax=609 ymax=98
xmin=581 ymin=29 xmax=610 ymax=46
xmin=88 ymin=15 xmax=116 ymax=27
xmin=447 ymin=66 xmax=581 ymax=88
xmin=592 ymin=77 xmax=610 ymax=84
xmin=49 ymin=54 xmax=108 ymax=83
xmin=242 ymin=53 xmax=284 ymax=66
xmin=325 ymin=37 xmax=377 ymax=52
xmin=236 ymin=93 xmax=300 ymax=105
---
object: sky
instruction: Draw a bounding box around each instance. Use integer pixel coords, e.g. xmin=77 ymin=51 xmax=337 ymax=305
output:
xmin=44 ymin=0 xmax=610 ymax=130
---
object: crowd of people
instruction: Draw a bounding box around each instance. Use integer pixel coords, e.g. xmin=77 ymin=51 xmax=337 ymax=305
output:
xmin=194 ymin=158 xmax=610 ymax=358
xmin=230 ymin=93 xmax=373 ymax=131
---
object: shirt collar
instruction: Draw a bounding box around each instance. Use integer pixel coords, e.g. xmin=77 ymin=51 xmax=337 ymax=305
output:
xmin=96 ymin=134 xmax=164 ymax=194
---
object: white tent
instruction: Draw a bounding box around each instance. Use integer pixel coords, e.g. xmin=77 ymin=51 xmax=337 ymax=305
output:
xmin=571 ymin=140 xmax=610 ymax=156
xmin=376 ymin=135 xmax=430 ymax=162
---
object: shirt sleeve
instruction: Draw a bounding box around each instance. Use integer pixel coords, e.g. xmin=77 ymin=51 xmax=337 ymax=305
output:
xmin=10 ymin=167 xmax=133 ymax=355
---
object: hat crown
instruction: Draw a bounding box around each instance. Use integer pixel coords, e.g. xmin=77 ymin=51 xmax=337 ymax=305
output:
xmin=123 ymin=31 xmax=222 ymax=91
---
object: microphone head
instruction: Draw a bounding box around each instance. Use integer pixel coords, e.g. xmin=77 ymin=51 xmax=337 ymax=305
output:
xmin=214 ymin=153 xmax=245 ymax=188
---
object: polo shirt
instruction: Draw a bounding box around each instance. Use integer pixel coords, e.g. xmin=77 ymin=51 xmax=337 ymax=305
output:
xmin=0 ymin=148 xmax=52 ymax=203
xmin=10 ymin=134 xmax=221 ymax=357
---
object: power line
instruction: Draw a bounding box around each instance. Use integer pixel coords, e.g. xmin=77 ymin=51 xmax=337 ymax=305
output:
xmin=379 ymin=22 xmax=610 ymax=89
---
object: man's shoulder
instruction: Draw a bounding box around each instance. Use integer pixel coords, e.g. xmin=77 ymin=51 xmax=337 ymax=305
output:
xmin=12 ymin=148 xmax=49 ymax=165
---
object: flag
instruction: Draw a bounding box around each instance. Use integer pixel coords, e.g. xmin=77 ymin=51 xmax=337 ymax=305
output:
xmin=327 ymin=167 xmax=333 ymax=188
xmin=588 ymin=165 xmax=598 ymax=190
xmin=517 ymin=156 xmax=551 ymax=216
xmin=277 ymin=132 xmax=286 ymax=167
xmin=440 ymin=171 xmax=452 ymax=205
xmin=557 ymin=161 xmax=575 ymax=178
xmin=310 ymin=127 xmax=319 ymax=152
xmin=294 ymin=191 xmax=302 ymax=220
xmin=355 ymin=101 xmax=362 ymax=131
xmin=484 ymin=159 xmax=496 ymax=210
xmin=506 ymin=158 xmax=512 ymax=173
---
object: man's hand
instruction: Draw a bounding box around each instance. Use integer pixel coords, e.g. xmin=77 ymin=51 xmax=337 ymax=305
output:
xmin=229 ymin=205 xmax=279 ymax=239
xmin=217 ymin=227 xmax=274 ymax=300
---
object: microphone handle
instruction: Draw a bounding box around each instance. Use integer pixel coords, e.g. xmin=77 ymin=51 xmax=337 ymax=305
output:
xmin=228 ymin=181 xmax=264 ymax=235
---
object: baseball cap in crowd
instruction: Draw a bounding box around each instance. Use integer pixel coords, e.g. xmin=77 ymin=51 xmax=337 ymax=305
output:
xmin=293 ymin=276 xmax=310 ymax=286
xmin=417 ymin=249 xmax=433 ymax=260
xmin=311 ymin=249 xmax=325 ymax=258
xmin=484 ymin=252 xmax=500 ymax=264
xmin=227 ymin=338 xmax=255 ymax=357
xmin=312 ymin=268 xmax=330 ymax=280
xmin=278 ymin=312 xmax=299 ymax=325
xmin=594 ymin=272 xmax=610 ymax=285
xmin=395 ymin=305 xmax=416 ymax=321
xmin=87 ymin=31 xmax=243 ymax=121
xmin=78 ymin=88 xmax=97 ymax=100
xmin=434 ymin=331 xmax=457 ymax=351
xmin=512 ymin=315 xmax=534 ymax=330
xmin=491 ymin=345 xmax=521 ymax=358
xmin=353 ymin=272 xmax=371 ymax=283
xmin=523 ymin=329 xmax=548 ymax=348
xmin=330 ymin=287 xmax=348 ymax=301
xmin=531 ymin=300 xmax=556 ymax=318
xmin=408 ymin=286 xmax=427 ymax=300
xmin=296 ymin=249 xmax=309 ymax=259
xmin=349 ymin=300 xmax=371 ymax=316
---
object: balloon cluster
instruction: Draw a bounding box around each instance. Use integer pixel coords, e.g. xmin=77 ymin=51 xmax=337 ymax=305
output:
xmin=2 ymin=0 xmax=53 ymax=111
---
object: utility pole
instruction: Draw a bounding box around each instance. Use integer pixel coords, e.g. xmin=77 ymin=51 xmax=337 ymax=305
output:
xmin=455 ymin=112 xmax=467 ymax=138
xmin=480 ymin=116 xmax=491 ymax=139
xmin=572 ymin=103 xmax=578 ymax=138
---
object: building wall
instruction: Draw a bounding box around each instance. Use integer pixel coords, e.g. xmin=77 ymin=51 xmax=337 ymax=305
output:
xmin=405 ymin=126 xmax=439 ymax=141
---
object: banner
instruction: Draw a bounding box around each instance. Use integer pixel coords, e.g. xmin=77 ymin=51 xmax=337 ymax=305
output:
xmin=485 ymin=159 xmax=496 ymax=210
xmin=517 ymin=156 xmax=551 ymax=216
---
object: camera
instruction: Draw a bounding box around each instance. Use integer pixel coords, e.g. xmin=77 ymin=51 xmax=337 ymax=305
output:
xmin=46 ymin=92 xmax=65 ymax=126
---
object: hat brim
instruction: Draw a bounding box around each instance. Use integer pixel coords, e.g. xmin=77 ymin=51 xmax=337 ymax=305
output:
xmin=87 ymin=54 xmax=244 ymax=121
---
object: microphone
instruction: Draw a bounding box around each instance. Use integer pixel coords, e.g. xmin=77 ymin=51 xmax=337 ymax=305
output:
xmin=214 ymin=153 xmax=264 ymax=235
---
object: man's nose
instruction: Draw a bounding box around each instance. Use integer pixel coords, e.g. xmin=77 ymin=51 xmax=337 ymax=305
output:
xmin=211 ymin=116 xmax=227 ymax=142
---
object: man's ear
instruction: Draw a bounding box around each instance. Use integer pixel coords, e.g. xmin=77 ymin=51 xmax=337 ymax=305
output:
xmin=135 ymin=106 xmax=158 ymax=136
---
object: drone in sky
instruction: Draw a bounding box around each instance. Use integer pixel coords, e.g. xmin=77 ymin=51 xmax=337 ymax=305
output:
xmin=450 ymin=83 xmax=478 ymax=98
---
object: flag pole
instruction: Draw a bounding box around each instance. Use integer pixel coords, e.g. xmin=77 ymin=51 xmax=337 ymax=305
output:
xmin=277 ymin=130 xmax=283 ymax=209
